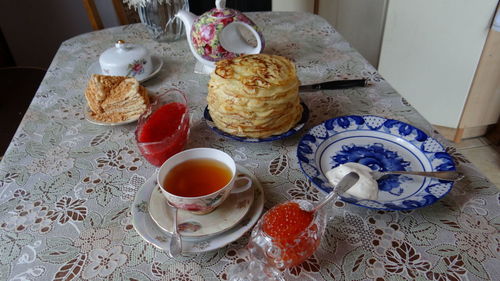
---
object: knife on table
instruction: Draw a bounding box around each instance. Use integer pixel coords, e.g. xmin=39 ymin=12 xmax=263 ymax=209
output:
xmin=299 ymin=79 xmax=368 ymax=91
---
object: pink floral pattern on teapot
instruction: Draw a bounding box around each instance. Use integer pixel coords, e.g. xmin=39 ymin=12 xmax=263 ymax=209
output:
xmin=190 ymin=8 xmax=265 ymax=61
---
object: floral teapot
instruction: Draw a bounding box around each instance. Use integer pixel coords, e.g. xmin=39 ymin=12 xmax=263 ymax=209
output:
xmin=175 ymin=0 xmax=264 ymax=71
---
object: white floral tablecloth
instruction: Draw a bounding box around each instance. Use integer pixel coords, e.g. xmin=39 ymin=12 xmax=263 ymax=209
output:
xmin=0 ymin=12 xmax=499 ymax=281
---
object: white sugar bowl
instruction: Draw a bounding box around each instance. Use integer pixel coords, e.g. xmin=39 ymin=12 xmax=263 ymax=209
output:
xmin=99 ymin=40 xmax=153 ymax=80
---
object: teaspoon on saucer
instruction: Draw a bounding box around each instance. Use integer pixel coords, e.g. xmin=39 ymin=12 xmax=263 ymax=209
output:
xmin=167 ymin=202 xmax=182 ymax=257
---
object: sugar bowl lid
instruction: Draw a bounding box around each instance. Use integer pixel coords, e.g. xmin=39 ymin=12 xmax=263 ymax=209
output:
xmin=100 ymin=40 xmax=149 ymax=67
xmin=98 ymin=40 xmax=153 ymax=79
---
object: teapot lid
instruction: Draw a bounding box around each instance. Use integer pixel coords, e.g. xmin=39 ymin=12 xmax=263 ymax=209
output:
xmin=216 ymin=0 xmax=226 ymax=9
xmin=99 ymin=40 xmax=150 ymax=67
xmin=205 ymin=0 xmax=237 ymax=18
xmin=205 ymin=8 xmax=237 ymax=18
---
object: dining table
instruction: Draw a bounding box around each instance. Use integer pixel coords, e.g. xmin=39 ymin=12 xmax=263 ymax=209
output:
xmin=0 ymin=11 xmax=499 ymax=281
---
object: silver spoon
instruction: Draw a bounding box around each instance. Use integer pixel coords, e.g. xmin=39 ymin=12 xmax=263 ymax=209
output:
xmin=370 ymin=170 xmax=464 ymax=181
xmin=310 ymin=172 xmax=360 ymax=213
xmin=167 ymin=202 xmax=182 ymax=257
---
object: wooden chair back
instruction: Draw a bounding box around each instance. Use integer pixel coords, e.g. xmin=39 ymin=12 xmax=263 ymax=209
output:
xmin=82 ymin=0 xmax=137 ymax=30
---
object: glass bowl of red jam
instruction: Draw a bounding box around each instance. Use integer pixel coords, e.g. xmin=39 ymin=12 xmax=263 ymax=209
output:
xmin=135 ymin=89 xmax=190 ymax=167
xmin=228 ymin=200 xmax=327 ymax=281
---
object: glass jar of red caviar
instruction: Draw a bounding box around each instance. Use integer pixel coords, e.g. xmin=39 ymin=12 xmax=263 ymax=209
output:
xmin=228 ymin=200 xmax=327 ymax=281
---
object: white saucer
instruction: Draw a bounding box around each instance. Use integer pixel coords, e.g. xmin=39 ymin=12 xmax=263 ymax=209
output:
xmin=87 ymin=55 xmax=163 ymax=83
xmin=149 ymin=177 xmax=254 ymax=238
xmin=84 ymin=104 xmax=140 ymax=126
xmin=132 ymin=164 xmax=264 ymax=253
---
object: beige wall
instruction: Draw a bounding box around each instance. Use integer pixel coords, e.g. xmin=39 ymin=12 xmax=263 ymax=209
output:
xmin=0 ymin=0 xmax=119 ymax=68
xmin=272 ymin=0 xmax=315 ymax=13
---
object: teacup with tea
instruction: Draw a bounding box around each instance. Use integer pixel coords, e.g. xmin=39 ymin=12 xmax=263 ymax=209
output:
xmin=158 ymin=148 xmax=252 ymax=214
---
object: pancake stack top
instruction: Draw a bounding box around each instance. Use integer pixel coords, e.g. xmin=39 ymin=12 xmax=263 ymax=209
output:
xmin=85 ymin=74 xmax=149 ymax=123
xmin=207 ymin=54 xmax=302 ymax=138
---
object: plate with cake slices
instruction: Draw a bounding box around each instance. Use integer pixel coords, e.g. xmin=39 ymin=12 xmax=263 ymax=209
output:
xmin=84 ymin=105 xmax=141 ymax=126
xmin=83 ymin=74 xmax=150 ymax=126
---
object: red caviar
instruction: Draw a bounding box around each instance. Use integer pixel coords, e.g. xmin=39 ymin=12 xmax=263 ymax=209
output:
xmin=262 ymin=201 xmax=319 ymax=267
xmin=262 ymin=202 xmax=313 ymax=238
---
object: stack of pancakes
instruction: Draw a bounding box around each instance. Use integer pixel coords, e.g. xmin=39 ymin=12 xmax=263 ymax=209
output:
xmin=85 ymin=74 xmax=149 ymax=123
xmin=207 ymin=54 xmax=302 ymax=138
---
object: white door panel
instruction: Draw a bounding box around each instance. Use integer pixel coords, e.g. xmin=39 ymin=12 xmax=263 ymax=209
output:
xmin=378 ymin=0 xmax=498 ymax=128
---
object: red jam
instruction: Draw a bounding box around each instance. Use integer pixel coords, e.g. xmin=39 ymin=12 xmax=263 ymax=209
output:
xmin=262 ymin=201 xmax=318 ymax=267
xmin=136 ymin=102 xmax=189 ymax=166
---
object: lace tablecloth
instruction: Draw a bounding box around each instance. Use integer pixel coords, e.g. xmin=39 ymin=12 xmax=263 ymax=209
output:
xmin=0 ymin=12 xmax=498 ymax=281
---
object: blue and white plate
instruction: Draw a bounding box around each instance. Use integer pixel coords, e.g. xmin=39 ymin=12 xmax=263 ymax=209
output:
xmin=297 ymin=115 xmax=455 ymax=211
xmin=204 ymin=102 xmax=309 ymax=143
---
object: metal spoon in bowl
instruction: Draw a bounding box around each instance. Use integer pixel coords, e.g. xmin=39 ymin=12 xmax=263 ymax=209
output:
xmin=370 ymin=170 xmax=464 ymax=181
xmin=304 ymin=172 xmax=360 ymax=213
xmin=167 ymin=202 xmax=182 ymax=257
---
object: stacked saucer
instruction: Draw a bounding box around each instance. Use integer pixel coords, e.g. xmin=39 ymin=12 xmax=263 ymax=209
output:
xmin=132 ymin=165 xmax=264 ymax=253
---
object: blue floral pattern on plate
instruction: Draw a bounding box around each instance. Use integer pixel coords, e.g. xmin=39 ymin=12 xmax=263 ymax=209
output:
xmin=297 ymin=115 xmax=456 ymax=210
xmin=331 ymin=143 xmax=411 ymax=196
xmin=204 ymin=102 xmax=309 ymax=143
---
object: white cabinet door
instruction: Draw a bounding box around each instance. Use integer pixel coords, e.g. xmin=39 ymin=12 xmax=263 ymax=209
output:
xmin=378 ymin=0 xmax=498 ymax=128
xmin=272 ymin=0 xmax=388 ymax=67
xmin=319 ymin=0 xmax=388 ymax=67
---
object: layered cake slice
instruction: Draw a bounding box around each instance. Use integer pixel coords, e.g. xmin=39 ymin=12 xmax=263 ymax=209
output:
xmin=85 ymin=74 xmax=149 ymax=123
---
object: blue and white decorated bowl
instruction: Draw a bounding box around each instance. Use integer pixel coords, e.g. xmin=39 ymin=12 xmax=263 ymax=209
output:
xmin=204 ymin=102 xmax=309 ymax=143
xmin=297 ymin=115 xmax=456 ymax=210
